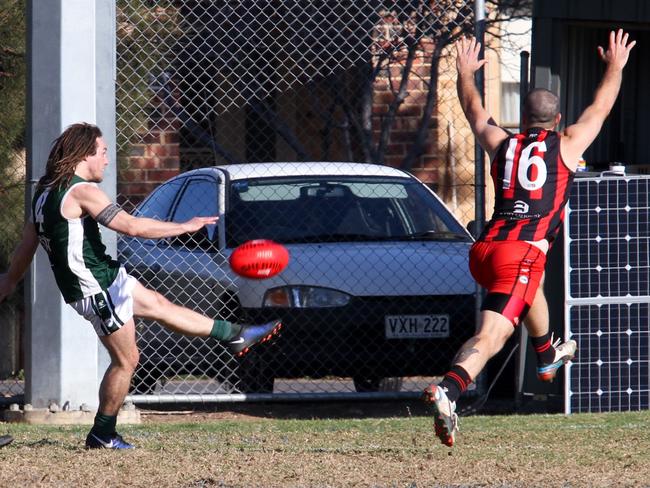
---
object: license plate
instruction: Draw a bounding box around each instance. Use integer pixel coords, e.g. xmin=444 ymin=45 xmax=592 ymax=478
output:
xmin=385 ymin=314 xmax=450 ymax=339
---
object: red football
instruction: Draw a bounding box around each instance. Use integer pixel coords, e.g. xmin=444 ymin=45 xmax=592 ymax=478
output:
xmin=229 ymin=239 xmax=289 ymax=279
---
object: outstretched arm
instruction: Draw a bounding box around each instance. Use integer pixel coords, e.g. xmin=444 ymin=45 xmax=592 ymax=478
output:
xmin=561 ymin=29 xmax=636 ymax=166
xmin=456 ymin=36 xmax=509 ymax=160
xmin=0 ymin=223 xmax=39 ymax=303
xmin=71 ymin=183 xmax=218 ymax=239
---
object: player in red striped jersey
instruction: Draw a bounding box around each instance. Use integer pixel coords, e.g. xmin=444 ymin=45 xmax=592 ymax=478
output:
xmin=424 ymin=29 xmax=636 ymax=447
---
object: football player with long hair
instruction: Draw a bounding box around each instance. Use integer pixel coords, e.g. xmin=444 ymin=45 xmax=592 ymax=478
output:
xmin=0 ymin=123 xmax=281 ymax=449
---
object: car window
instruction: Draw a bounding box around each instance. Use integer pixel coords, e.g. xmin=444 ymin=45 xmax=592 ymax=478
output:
xmin=226 ymin=176 xmax=470 ymax=247
xmin=135 ymin=177 xmax=187 ymax=220
xmin=171 ymin=177 xmax=219 ymax=250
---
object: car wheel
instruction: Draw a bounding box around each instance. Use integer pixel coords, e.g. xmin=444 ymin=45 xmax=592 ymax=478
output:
xmin=353 ymin=376 xmax=403 ymax=393
xmin=238 ymin=372 xmax=275 ymax=393
xmin=236 ymin=354 xmax=275 ymax=393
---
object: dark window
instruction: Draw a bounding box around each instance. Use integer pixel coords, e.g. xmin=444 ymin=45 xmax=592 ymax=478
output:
xmin=136 ymin=178 xmax=187 ymax=220
xmin=226 ymin=176 xmax=469 ymax=247
xmin=171 ymin=177 xmax=219 ymax=249
xmin=565 ymin=25 xmax=648 ymax=170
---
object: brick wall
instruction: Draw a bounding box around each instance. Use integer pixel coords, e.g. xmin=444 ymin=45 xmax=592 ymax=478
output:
xmin=117 ymin=122 xmax=181 ymax=210
xmin=371 ymin=40 xmax=442 ymax=186
xmin=118 ymin=39 xmax=500 ymax=226
xmin=370 ymin=33 xmax=501 ymax=224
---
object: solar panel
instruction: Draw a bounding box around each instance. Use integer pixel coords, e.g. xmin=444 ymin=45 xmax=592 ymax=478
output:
xmin=565 ymin=175 xmax=650 ymax=413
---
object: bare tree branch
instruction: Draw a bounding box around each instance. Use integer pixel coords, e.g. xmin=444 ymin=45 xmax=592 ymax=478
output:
xmin=248 ymin=97 xmax=310 ymax=161
xmin=375 ymin=39 xmax=418 ymax=164
xmin=359 ymin=51 xmax=395 ymax=163
xmin=151 ymin=72 xmax=239 ymax=164
xmin=401 ymin=39 xmax=446 ymax=171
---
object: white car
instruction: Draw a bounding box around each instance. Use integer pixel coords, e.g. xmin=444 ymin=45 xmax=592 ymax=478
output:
xmin=119 ymin=162 xmax=476 ymax=394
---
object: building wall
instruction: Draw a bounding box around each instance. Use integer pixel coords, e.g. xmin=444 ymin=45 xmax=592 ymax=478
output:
xmin=116 ymin=7 xmax=519 ymax=224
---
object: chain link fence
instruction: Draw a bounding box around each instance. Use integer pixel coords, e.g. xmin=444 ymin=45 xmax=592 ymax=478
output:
xmin=0 ymin=151 xmax=25 ymax=406
xmin=115 ymin=0 xmax=484 ymax=402
xmin=1 ymin=1 xmax=502 ymax=406
xmin=0 ymin=0 xmax=25 ymax=406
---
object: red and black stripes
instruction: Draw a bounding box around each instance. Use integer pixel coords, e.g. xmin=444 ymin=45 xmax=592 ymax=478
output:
xmin=480 ymin=129 xmax=574 ymax=243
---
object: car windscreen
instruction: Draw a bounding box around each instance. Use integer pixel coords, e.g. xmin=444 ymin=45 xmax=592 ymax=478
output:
xmin=226 ymin=176 xmax=471 ymax=247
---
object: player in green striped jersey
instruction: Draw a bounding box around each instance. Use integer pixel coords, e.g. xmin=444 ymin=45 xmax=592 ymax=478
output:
xmin=0 ymin=123 xmax=281 ymax=449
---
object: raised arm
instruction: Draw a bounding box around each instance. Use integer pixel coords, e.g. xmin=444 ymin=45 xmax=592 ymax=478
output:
xmin=70 ymin=183 xmax=217 ymax=238
xmin=561 ymin=29 xmax=636 ymax=165
xmin=0 ymin=222 xmax=39 ymax=303
xmin=456 ymin=36 xmax=509 ymax=160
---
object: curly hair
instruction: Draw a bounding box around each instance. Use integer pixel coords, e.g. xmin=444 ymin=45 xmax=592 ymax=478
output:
xmin=37 ymin=123 xmax=103 ymax=189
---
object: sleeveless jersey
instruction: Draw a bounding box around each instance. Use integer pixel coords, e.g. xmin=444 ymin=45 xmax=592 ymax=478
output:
xmin=479 ymin=128 xmax=575 ymax=242
xmin=31 ymin=175 xmax=120 ymax=303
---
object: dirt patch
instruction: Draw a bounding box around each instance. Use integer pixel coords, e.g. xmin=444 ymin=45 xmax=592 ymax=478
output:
xmin=2 ymin=409 xmax=649 ymax=488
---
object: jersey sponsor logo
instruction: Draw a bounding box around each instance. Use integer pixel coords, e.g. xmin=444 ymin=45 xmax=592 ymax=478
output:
xmin=513 ymin=200 xmax=530 ymax=214
xmin=519 ymin=275 xmax=529 ymax=284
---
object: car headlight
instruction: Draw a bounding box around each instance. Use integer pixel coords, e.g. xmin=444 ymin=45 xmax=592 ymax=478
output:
xmin=263 ymin=286 xmax=351 ymax=308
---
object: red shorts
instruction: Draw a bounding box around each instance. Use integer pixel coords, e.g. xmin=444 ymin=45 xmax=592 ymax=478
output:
xmin=469 ymin=240 xmax=546 ymax=307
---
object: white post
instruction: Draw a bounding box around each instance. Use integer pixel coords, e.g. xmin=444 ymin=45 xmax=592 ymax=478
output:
xmin=26 ymin=0 xmax=116 ymax=410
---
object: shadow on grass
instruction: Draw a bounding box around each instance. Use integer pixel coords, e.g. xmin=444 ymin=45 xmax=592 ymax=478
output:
xmin=137 ymin=393 xmax=564 ymax=423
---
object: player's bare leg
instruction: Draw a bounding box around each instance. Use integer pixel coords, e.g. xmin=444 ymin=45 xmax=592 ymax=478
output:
xmin=132 ymin=282 xmax=214 ymax=336
xmin=86 ymin=320 xmax=138 ymax=449
xmin=98 ymin=320 xmax=139 ymax=414
xmin=454 ymin=311 xmax=515 ymax=379
xmin=131 ymin=281 xmax=281 ymax=357
xmin=524 ymin=280 xmax=576 ymax=382
xmin=424 ymin=311 xmax=514 ymax=446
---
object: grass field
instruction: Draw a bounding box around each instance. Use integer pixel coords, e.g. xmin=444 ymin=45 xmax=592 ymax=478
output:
xmin=1 ymin=403 xmax=649 ymax=487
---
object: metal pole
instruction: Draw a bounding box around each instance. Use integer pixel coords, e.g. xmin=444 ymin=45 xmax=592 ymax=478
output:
xmin=473 ymin=0 xmax=486 ymax=235
xmin=473 ymin=0 xmax=487 ymax=395
xmin=473 ymin=0 xmax=486 ymax=232
xmin=515 ymin=50 xmax=530 ymax=409
xmin=27 ymin=0 xmax=116 ymax=410
xmin=519 ymin=50 xmax=530 ymax=132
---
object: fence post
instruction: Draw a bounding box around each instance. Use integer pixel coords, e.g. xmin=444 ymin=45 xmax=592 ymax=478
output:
xmin=473 ymin=0 xmax=486 ymax=236
xmin=515 ymin=50 xmax=531 ymax=408
xmin=472 ymin=0 xmax=487 ymax=393
xmin=26 ymin=0 xmax=116 ymax=410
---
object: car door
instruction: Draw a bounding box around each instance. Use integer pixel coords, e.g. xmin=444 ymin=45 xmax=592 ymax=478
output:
xmin=162 ymin=175 xmax=233 ymax=319
xmin=125 ymin=175 xmax=241 ymax=393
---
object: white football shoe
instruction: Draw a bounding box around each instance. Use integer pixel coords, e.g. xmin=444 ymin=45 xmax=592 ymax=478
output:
xmin=423 ymin=384 xmax=459 ymax=447
xmin=537 ymin=335 xmax=577 ymax=382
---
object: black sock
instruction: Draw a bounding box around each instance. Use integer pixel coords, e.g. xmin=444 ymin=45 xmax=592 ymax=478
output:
xmin=210 ymin=319 xmax=242 ymax=340
xmin=530 ymin=333 xmax=555 ymax=365
xmin=91 ymin=412 xmax=117 ymax=438
xmin=439 ymin=365 xmax=472 ymax=403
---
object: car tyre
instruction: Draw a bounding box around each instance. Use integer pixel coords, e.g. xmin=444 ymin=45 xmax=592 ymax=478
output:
xmin=352 ymin=376 xmax=403 ymax=393
xmin=237 ymin=353 xmax=275 ymax=393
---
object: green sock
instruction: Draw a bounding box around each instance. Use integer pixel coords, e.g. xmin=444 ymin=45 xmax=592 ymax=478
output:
xmin=210 ymin=319 xmax=242 ymax=340
xmin=92 ymin=412 xmax=117 ymax=437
